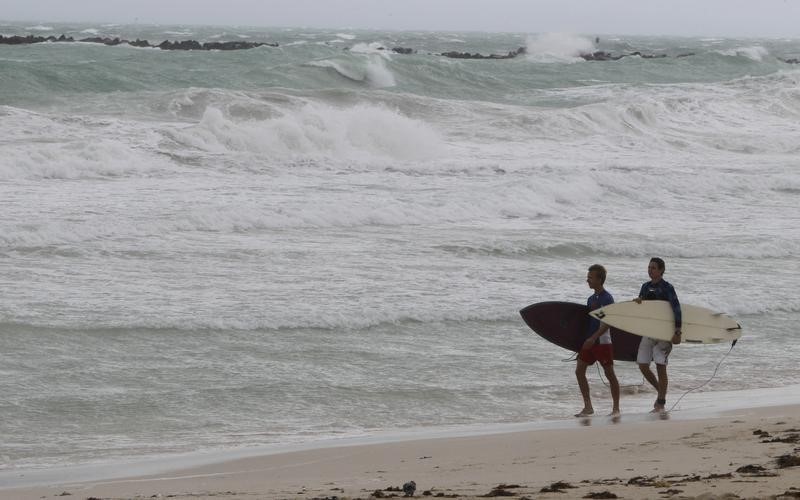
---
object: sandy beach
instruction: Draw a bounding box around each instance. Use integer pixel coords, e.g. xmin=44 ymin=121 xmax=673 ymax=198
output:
xmin=3 ymin=402 xmax=799 ymax=500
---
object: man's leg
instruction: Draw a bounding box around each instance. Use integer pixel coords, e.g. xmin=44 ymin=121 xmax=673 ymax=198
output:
xmin=638 ymin=363 xmax=658 ymax=390
xmin=655 ymin=363 xmax=668 ymax=411
xmin=603 ymin=363 xmax=620 ymax=415
xmin=575 ymin=359 xmax=594 ymax=416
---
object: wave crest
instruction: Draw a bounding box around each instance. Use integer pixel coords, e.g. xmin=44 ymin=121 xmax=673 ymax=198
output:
xmin=524 ymin=33 xmax=595 ymax=63
xmin=717 ymin=46 xmax=770 ymax=61
xmin=166 ymin=102 xmax=442 ymax=162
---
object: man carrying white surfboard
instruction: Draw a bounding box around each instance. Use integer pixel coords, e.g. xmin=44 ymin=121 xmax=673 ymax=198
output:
xmin=635 ymin=257 xmax=682 ymax=413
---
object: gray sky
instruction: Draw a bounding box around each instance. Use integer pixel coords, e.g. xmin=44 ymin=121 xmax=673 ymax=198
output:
xmin=2 ymin=0 xmax=799 ymax=37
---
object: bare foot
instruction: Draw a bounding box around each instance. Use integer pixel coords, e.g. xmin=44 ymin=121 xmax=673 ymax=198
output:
xmin=575 ymin=409 xmax=594 ymax=417
xmin=609 ymin=410 xmax=620 ymax=417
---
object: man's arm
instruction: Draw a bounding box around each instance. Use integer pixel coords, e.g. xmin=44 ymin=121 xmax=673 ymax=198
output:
xmin=583 ymin=323 xmax=610 ymax=350
xmin=666 ymin=283 xmax=682 ymax=344
xmin=634 ymin=282 xmax=647 ymax=303
xmin=666 ymin=283 xmax=682 ymax=329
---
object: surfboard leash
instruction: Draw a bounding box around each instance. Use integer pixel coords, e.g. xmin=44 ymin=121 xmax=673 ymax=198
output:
xmin=667 ymin=339 xmax=738 ymax=413
xmin=595 ymin=363 xmax=648 ymax=390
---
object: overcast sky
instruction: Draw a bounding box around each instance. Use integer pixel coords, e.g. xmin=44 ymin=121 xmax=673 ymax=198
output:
xmin=2 ymin=0 xmax=799 ymax=37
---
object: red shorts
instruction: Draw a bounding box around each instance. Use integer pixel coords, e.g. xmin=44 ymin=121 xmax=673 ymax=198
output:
xmin=578 ymin=343 xmax=614 ymax=366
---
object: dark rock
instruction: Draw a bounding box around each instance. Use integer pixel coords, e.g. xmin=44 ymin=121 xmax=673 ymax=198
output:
xmin=736 ymin=464 xmax=766 ymax=473
xmin=0 ymin=33 xmax=277 ymax=51
xmin=583 ymin=492 xmax=618 ymax=499
xmin=540 ymin=481 xmax=576 ymax=492
xmin=159 ymin=39 xmax=202 ymax=50
xmin=481 ymin=488 xmax=515 ymax=497
xmin=580 ymin=51 xmax=622 ymax=61
xmin=0 ymin=34 xmax=44 ymax=44
xmin=580 ymin=50 xmax=672 ymax=61
xmin=703 ymin=473 xmax=733 ymax=479
xmin=777 ymin=454 xmax=800 ymax=468
xmin=762 ymin=433 xmax=800 ymax=443
xmin=78 ymin=37 xmax=123 ymax=46
xmin=440 ymin=47 xmax=525 ymax=60
xmin=203 ymin=40 xmax=278 ymax=50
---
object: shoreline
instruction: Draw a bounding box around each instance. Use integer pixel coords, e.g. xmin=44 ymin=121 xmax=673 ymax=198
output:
xmin=2 ymin=385 xmax=800 ymax=499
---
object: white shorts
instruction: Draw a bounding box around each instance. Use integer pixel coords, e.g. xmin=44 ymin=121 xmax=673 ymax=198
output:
xmin=637 ymin=336 xmax=672 ymax=365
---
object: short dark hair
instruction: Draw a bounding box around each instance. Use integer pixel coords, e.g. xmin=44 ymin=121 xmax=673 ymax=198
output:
xmin=650 ymin=257 xmax=665 ymax=272
xmin=588 ymin=264 xmax=606 ymax=284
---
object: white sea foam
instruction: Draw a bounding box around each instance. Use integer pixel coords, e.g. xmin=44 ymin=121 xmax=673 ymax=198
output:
xmin=717 ymin=45 xmax=770 ymax=61
xmin=0 ymin=108 xmax=170 ymax=180
xmin=364 ymin=56 xmax=396 ymax=87
xmin=347 ymin=42 xmax=384 ymax=55
xmin=167 ymin=103 xmax=441 ymax=161
xmin=308 ymin=51 xmax=396 ymax=88
xmin=524 ymin=32 xmax=595 ymax=63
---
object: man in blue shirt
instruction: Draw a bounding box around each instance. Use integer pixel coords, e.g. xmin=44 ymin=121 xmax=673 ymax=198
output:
xmin=635 ymin=257 xmax=682 ymax=413
xmin=575 ymin=264 xmax=621 ymax=417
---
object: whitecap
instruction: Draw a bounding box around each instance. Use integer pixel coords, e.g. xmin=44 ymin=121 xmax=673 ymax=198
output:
xmin=524 ymin=32 xmax=595 ymax=63
xmin=717 ymin=46 xmax=770 ymax=61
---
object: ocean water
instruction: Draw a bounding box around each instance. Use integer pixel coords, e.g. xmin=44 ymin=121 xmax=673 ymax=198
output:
xmin=1 ymin=22 xmax=799 ymax=474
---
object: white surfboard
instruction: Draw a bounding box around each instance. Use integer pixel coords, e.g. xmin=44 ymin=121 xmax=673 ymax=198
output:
xmin=589 ymin=301 xmax=742 ymax=344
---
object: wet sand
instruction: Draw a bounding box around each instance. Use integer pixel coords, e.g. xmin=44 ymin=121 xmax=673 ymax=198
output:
xmin=2 ymin=403 xmax=799 ymax=500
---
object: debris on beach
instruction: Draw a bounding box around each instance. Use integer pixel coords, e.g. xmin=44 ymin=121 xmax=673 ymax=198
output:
xmin=777 ymin=454 xmax=800 ymax=468
xmin=539 ymin=480 xmax=576 ymax=493
xmin=583 ymin=492 xmax=618 ymax=499
xmin=736 ymin=464 xmax=767 ymax=474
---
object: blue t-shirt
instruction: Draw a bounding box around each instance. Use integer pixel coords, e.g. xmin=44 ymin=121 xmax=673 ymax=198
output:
xmin=587 ymin=289 xmax=614 ymax=343
xmin=639 ymin=279 xmax=682 ymax=328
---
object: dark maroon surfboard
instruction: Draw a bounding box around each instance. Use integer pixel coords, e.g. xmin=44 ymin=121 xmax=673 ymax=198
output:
xmin=519 ymin=301 xmax=640 ymax=362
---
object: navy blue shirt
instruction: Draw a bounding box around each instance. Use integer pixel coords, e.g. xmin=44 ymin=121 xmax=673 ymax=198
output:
xmin=587 ymin=289 xmax=614 ymax=340
xmin=639 ymin=279 xmax=682 ymax=328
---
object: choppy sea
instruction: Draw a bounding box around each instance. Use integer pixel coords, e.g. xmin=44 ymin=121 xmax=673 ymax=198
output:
xmin=1 ymin=21 xmax=799 ymax=475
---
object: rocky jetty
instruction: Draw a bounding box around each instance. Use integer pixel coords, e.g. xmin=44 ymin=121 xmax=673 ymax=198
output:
xmin=0 ymin=34 xmax=278 ymax=50
xmin=3 ymin=35 xmax=795 ymax=64
xmin=385 ymin=46 xmax=696 ymax=61
xmin=439 ymin=47 xmax=527 ymax=59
